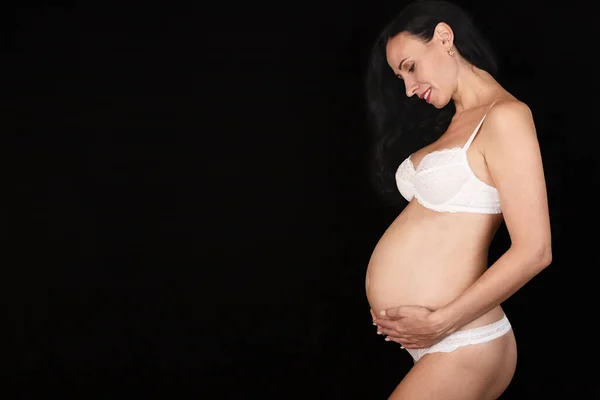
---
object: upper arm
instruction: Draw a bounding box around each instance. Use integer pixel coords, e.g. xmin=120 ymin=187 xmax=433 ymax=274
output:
xmin=484 ymin=100 xmax=552 ymax=262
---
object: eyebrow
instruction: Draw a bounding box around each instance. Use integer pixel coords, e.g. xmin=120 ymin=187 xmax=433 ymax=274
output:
xmin=398 ymin=57 xmax=409 ymax=72
xmin=396 ymin=57 xmax=409 ymax=77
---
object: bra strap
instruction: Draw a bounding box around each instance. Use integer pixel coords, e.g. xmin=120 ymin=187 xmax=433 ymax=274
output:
xmin=462 ymin=100 xmax=498 ymax=151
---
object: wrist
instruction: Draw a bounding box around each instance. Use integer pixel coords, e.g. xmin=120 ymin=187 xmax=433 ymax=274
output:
xmin=432 ymin=306 xmax=460 ymax=334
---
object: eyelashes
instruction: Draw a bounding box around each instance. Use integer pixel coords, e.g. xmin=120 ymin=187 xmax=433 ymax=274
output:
xmin=397 ymin=64 xmax=415 ymax=80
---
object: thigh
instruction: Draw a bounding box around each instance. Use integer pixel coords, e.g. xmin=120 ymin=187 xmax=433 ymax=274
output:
xmin=388 ymin=330 xmax=517 ymax=400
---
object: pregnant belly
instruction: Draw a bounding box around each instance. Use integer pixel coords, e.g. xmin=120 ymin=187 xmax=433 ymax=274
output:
xmin=365 ymin=253 xmax=485 ymax=318
xmin=365 ymin=208 xmax=495 ymax=318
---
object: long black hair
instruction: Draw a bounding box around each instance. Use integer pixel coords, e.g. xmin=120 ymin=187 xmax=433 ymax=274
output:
xmin=365 ymin=0 xmax=499 ymax=207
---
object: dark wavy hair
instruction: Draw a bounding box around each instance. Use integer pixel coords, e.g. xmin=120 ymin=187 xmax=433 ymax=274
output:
xmin=365 ymin=0 xmax=499 ymax=207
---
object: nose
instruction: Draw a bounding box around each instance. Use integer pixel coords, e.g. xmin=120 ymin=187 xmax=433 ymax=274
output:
xmin=405 ymin=81 xmax=418 ymax=98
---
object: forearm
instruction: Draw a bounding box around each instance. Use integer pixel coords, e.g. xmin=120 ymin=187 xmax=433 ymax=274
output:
xmin=437 ymin=246 xmax=551 ymax=333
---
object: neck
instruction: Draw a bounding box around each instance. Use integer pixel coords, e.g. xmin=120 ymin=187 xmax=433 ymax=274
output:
xmin=451 ymin=60 xmax=501 ymax=113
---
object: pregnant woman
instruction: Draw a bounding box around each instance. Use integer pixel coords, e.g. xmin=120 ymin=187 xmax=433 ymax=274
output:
xmin=364 ymin=1 xmax=552 ymax=399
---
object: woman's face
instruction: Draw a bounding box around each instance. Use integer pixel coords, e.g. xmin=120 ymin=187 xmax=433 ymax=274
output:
xmin=385 ymin=28 xmax=458 ymax=109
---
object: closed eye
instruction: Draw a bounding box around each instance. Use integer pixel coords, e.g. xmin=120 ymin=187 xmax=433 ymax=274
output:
xmin=396 ymin=64 xmax=415 ymax=80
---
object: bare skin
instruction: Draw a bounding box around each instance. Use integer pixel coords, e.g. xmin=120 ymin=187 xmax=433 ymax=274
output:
xmin=365 ymin=22 xmax=551 ymax=400
xmin=388 ymin=331 xmax=517 ymax=400
xmin=365 ymin=104 xmax=517 ymax=399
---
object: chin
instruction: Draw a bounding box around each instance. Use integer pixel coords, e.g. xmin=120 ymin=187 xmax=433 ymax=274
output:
xmin=433 ymin=98 xmax=451 ymax=109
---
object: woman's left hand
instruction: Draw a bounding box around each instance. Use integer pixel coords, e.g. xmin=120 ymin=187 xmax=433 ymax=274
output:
xmin=373 ymin=305 xmax=453 ymax=349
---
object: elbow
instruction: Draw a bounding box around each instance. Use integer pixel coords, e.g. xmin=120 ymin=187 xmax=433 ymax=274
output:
xmin=512 ymin=242 xmax=552 ymax=270
xmin=533 ymin=244 xmax=553 ymax=270
xmin=539 ymin=247 xmax=552 ymax=268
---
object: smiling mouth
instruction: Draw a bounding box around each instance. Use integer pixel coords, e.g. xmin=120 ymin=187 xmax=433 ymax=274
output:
xmin=421 ymin=88 xmax=432 ymax=103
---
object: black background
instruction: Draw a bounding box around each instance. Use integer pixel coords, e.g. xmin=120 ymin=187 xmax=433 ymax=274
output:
xmin=7 ymin=0 xmax=600 ymax=398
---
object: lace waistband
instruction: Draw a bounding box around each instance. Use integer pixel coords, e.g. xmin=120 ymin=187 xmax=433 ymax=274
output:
xmin=441 ymin=314 xmax=511 ymax=345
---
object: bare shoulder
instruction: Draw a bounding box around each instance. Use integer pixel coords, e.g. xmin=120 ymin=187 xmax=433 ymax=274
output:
xmin=484 ymin=98 xmax=537 ymax=143
xmin=482 ymin=97 xmax=551 ymax=257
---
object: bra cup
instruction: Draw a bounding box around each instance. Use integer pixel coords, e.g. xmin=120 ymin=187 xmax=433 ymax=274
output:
xmin=394 ymin=149 xmax=501 ymax=214
xmin=395 ymin=158 xmax=415 ymax=202
xmin=397 ymin=180 xmax=415 ymax=202
xmin=415 ymin=165 xmax=471 ymax=205
xmin=393 ymin=100 xmax=502 ymax=214
xmin=415 ymin=148 xmax=464 ymax=171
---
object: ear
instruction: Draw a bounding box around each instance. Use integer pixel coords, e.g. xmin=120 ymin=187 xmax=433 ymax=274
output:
xmin=434 ymin=22 xmax=454 ymax=49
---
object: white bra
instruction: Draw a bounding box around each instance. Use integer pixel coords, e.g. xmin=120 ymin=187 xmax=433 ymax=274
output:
xmin=395 ymin=101 xmax=501 ymax=214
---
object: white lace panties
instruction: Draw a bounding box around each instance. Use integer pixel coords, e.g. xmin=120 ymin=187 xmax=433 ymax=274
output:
xmin=405 ymin=314 xmax=512 ymax=362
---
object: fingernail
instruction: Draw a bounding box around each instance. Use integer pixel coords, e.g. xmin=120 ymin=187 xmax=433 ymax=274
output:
xmin=400 ymin=346 xmax=405 ymax=349
xmin=385 ymin=337 xmax=390 ymax=341
xmin=380 ymin=310 xmax=386 ymax=316
xmin=373 ymin=322 xmax=377 ymax=326
xmin=377 ymin=331 xmax=382 ymax=335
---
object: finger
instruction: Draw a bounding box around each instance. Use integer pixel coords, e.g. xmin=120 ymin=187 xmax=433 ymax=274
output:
xmin=380 ymin=306 xmax=406 ymax=319
xmin=401 ymin=339 xmax=429 ymax=349
xmin=379 ymin=330 xmax=411 ymax=344
xmin=377 ymin=328 xmax=406 ymax=343
xmin=374 ymin=319 xmax=398 ymax=330
xmin=392 ymin=340 xmax=417 ymax=350
xmin=384 ymin=335 xmax=411 ymax=344
xmin=384 ymin=336 xmax=407 ymax=347
xmin=384 ymin=337 xmax=418 ymax=351
xmin=376 ymin=327 xmax=399 ymax=337
xmin=384 ymin=336 xmax=405 ymax=344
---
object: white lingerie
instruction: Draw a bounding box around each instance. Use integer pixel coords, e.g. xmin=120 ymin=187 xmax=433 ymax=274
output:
xmin=405 ymin=314 xmax=512 ymax=362
xmin=395 ymin=100 xmax=501 ymax=214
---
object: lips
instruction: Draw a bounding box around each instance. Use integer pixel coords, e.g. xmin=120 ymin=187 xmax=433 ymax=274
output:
xmin=420 ymin=87 xmax=432 ymax=103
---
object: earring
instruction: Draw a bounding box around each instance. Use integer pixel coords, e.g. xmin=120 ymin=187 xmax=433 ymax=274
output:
xmin=448 ymin=49 xmax=455 ymax=56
